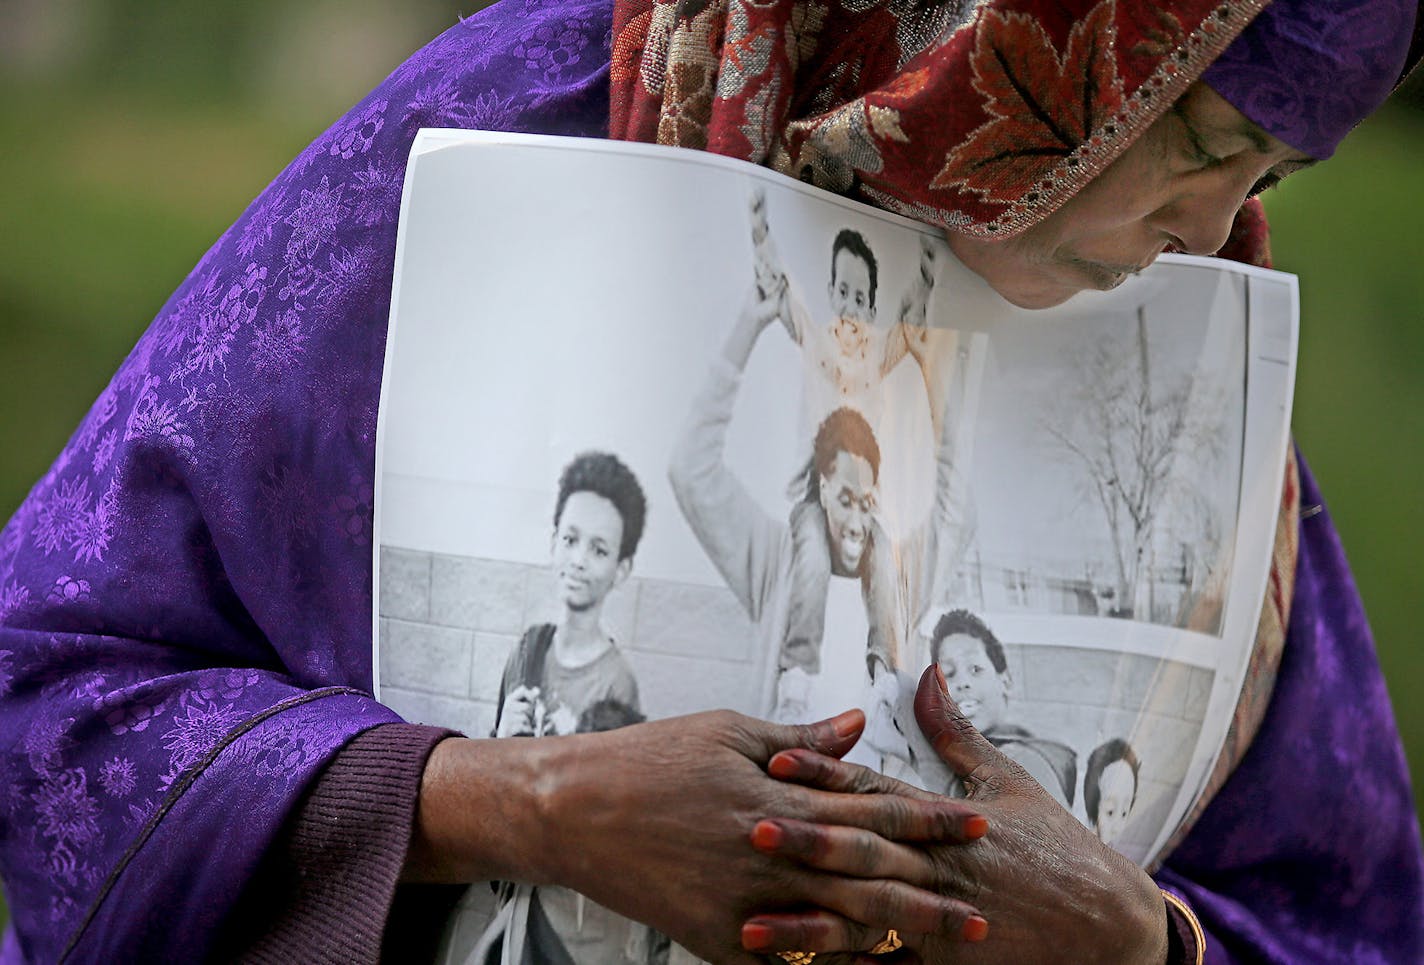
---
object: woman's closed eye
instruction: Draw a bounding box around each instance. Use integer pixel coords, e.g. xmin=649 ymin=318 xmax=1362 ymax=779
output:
xmin=1247 ymin=172 xmax=1283 ymax=197
xmin=1247 ymin=157 xmax=1316 ymax=198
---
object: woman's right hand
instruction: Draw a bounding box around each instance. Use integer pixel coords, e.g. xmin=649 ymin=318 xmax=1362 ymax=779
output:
xmin=407 ymin=708 xmax=990 ymax=964
xmin=741 ymin=669 xmax=1170 ymax=964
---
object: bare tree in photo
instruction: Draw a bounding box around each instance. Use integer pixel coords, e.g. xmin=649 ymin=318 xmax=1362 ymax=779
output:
xmin=1041 ymin=307 xmax=1227 ymax=622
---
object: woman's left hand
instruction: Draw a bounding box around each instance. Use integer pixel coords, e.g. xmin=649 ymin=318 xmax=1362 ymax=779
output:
xmin=742 ymin=665 xmax=1170 ymax=964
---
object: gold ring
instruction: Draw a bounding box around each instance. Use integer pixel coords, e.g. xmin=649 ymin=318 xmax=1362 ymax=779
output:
xmin=776 ymin=954 xmax=815 ymax=964
xmin=868 ymin=929 xmax=903 ymax=954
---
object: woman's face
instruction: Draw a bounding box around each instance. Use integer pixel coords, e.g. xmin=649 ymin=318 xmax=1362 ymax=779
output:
xmin=552 ymin=491 xmax=629 ymax=611
xmin=947 ymin=83 xmax=1315 ymax=309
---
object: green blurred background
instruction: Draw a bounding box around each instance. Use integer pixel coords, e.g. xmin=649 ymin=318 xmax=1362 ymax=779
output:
xmin=0 ymin=0 xmax=1420 ymax=931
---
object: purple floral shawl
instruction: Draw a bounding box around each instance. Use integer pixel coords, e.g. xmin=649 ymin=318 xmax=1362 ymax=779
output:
xmin=0 ymin=3 xmax=608 ymax=960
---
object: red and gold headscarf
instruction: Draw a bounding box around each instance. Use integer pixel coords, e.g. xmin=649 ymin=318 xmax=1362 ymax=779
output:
xmin=611 ymin=0 xmax=1273 ymax=243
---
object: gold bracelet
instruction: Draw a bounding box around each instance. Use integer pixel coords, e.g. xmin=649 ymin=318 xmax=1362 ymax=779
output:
xmin=1161 ymin=889 xmax=1205 ymax=965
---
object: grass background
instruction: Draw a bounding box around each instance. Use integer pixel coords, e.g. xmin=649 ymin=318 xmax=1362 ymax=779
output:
xmin=1 ymin=0 xmax=1421 ymax=934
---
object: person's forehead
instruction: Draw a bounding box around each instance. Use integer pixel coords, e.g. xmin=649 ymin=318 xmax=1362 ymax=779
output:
xmin=942 ymin=633 xmax=992 ymax=661
xmin=1100 ymin=759 xmax=1137 ymax=790
xmin=560 ymin=490 xmax=623 ymax=529
xmin=1179 ymin=83 xmax=1315 ymax=165
xmin=829 ymin=449 xmax=874 ymax=482
xmin=832 ymin=248 xmax=872 ymax=279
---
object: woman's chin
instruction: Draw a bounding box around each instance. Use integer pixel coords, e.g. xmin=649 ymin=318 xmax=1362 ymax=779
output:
xmin=985 ymin=277 xmax=1083 ymax=310
xmin=947 ymin=236 xmax=1082 ymax=310
xmin=999 ymin=287 xmax=1078 ymax=310
xmin=967 ymin=262 xmax=1083 ymax=309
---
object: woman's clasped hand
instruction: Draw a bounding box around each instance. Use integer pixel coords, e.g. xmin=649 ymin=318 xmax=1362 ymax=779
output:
xmin=742 ymin=667 xmax=1170 ymax=965
xmin=409 ymin=704 xmax=995 ymax=965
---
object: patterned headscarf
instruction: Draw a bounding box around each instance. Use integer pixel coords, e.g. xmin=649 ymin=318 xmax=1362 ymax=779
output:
xmin=1203 ymin=0 xmax=1420 ymax=159
xmin=610 ymin=0 xmax=1422 ymax=249
xmin=610 ymin=0 xmax=1277 ymax=240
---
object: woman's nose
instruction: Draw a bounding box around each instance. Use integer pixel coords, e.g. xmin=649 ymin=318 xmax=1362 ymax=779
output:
xmin=1152 ymin=173 xmax=1249 ymax=256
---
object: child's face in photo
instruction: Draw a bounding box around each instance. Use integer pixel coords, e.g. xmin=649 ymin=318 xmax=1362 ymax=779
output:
xmin=828 ymin=249 xmax=876 ymax=326
xmin=937 ymin=634 xmax=1009 ymax=734
xmin=552 ymin=491 xmax=628 ymax=611
xmin=818 ymin=450 xmax=877 ymax=575
xmin=1095 ymin=759 xmax=1137 ymax=843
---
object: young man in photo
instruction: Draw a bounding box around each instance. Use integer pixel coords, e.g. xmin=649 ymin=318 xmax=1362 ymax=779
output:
xmin=749 ymin=202 xmax=971 ymax=725
xmin=485 ymin=451 xmax=665 ymax=965
xmin=922 ymin=609 xmax=1078 ymax=807
xmin=669 ymin=277 xmax=966 ymax=769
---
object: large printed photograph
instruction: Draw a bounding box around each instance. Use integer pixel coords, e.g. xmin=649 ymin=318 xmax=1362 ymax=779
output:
xmin=373 ymin=132 xmax=1296 ymax=963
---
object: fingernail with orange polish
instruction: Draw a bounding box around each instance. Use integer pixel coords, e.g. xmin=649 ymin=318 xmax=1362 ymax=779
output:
xmin=963 ymin=915 xmax=989 ymax=942
xmin=964 ymin=815 xmax=990 ymax=839
xmin=768 ymin=751 xmax=801 ymax=779
xmin=751 ymin=820 xmax=784 ymax=851
xmin=832 ymin=708 xmax=862 ymax=738
xmin=742 ymin=921 xmax=774 ymax=950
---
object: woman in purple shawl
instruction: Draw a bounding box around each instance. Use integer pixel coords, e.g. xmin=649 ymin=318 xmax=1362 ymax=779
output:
xmin=1 ymin=0 xmax=1421 ymax=962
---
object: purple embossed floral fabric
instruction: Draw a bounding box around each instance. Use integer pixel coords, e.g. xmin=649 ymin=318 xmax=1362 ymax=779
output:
xmin=1156 ymin=456 xmax=1424 ymax=963
xmin=0 ymin=0 xmax=1421 ymax=962
xmin=1202 ymin=0 xmax=1419 ymax=159
xmin=0 ymin=2 xmax=610 ymax=960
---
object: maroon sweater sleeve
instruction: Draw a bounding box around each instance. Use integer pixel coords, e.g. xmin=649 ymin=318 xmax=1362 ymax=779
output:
xmin=217 ymin=723 xmax=465 ymax=964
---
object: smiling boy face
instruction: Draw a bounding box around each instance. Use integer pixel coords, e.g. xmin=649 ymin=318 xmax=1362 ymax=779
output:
xmin=551 ymin=490 xmax=628 ymax=611
xmin=828 ymin=248 xmax=876 ymax=326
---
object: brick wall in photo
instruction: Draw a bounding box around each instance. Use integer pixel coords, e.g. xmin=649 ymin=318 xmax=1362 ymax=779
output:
xmin=376 ymin=545 xmax=765 ymax=736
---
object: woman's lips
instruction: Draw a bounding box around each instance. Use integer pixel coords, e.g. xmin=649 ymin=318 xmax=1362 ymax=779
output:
xmin=1076 ymin=258 xmax=1156 ymax=291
